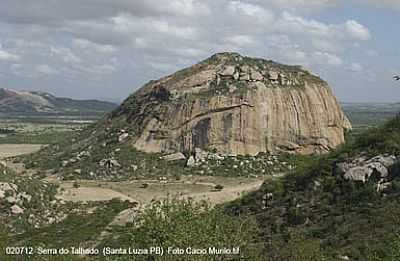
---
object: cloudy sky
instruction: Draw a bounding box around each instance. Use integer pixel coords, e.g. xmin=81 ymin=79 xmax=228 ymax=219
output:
xmin=0 ymin=0 xmax=399 ymax=103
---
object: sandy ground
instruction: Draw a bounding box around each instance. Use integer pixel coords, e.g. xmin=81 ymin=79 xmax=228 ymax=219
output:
xmin=57 ymin=184 xmax=137 ymax=203
xmin=56 ymin=177 xmax=265 ymax=231
xmin=55 ymin=176 xmax=265 ymax=207
xmin=0 ymin=144 xmax=44 ymax=158
xmin=181 ymin=180 xmax=264 ymax=206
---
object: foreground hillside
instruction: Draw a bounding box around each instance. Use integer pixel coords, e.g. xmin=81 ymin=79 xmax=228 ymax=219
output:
xmin=0 ymin=159 xmax=261 ymax=261
xmin=0 ymin=88 xmax=117 ymax=115
xmin=226 ymin=115 xmax=400 ymax=260
xmin=2 ymin=116 xmax=399 ymax=260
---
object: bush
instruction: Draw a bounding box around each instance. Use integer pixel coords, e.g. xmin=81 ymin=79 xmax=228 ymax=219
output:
xmin=173 ymin=173 xmax=182 ymax=181
xmin=271 ymin=233 xmax=327 ymax=261
xmin=214 ymin=184 xmax=224 ymax=191
xmin=140 ymin=183 xmax=149 ymax=189
xmin=128 ymin=198 xmax=262 ymax=260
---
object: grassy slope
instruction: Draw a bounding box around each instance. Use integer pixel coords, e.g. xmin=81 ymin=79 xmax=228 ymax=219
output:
xmin=226 ymin=116 xmax=400 ymax=260
xmin=21 ymin=115 xmax=289 ymax=180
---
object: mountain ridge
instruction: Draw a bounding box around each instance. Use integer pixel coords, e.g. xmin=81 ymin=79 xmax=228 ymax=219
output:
xmin=0 ymin=88 xmax=117 ymax=115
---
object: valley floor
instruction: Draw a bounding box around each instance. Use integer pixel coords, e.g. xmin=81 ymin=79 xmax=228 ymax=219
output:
xmin=1 ymin=138 xmax=265 ymax=208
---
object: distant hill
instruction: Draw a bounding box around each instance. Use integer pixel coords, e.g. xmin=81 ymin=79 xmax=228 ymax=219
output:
xmin=0 ymin=88 xmax=117 ymax=115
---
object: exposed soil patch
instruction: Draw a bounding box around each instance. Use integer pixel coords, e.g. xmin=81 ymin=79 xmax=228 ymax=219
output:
xmin=57 ymin=183 xmax=136 ymax=202
xmin=0 ymin=144 xmax=44 ymax=158
xmin=54 ymin=175 xmax=265 ymax=207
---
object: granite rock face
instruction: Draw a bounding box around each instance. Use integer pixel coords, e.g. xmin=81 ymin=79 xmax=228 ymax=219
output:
xmin=112 ymin=52 xmax=351 ymax=156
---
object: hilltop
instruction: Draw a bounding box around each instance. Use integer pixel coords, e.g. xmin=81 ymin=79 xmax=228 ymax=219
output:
xmin=112 ymin=52 xmax=351 ymax=156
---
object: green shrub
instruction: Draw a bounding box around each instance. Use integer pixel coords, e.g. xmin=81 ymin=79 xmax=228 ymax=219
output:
xmin=214 ymin=184 xmax=224 ymax=191
xmin=140 ymin=183 xmax=149 ymax=189
xmin=72 ymin=181 xmax=80 ymax=188
xmin=125 ymin=198 xmax=262 ymax=260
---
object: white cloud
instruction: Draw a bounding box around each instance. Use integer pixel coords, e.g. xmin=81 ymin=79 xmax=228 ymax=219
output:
xmin=148 ymin=61 xmax=179 ymax=73
xmin=362 ymin=0 xmax=400 ymax=10
xmin=150 ymin=20 xmax=198 ymax=39
xmin=50 ymin=46 xmax=82 ymax=64
xmin=268 ymin=0 xmax=340 ymax=10
xmin=133 ymin=38 xmax=148 ymax=48
xmin=345 ymin=20 xmax=371 ymax=41
xmin=366 ymin=49 xmax=379 ymax=57
xmin=171 ymin=47 xmax=207 ymax=58
xmin=311 ymin=38 xmax=340 ymax=52
xmin=281 ymin=50 xmax=309 ymax=65
xmin=0 ymin=46 xmax=20 ymax=61
xmin=313 ymin=52 xmax=343 ymax=66
xmin=347 ymin=62 xmax=364 ymax=72
xmin=110 ymin=14 xmax=198 ymax=41
xmin=229 ymin=1 xmax=267 ymax=16
xmin=289 ymin=50 xmax=308 ymax=62
xmin=71 ymin=64 xmax=116 ymax=78
xmin=276 ymin=12 xmax=371 ymax=42
xmin=276 ymin=12 xmax=333 ymax=38
xmin=35 ymin=64 xmax=59 ymax=75
xmin=228 ymin=1 xmax=275 ymax=24
xmin=165 ymin=0 xmax=211 ymax=16
xmin=0 ymin=0 xmax=211 ymax=25
xmin=225 ymin=35 xmax=255 ymax=47
xmin=72 ymin=38 xmax=117 ymax=53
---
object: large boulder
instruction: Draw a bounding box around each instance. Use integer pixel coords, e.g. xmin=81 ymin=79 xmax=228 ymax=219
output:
xmin=110 ymin=52 xmax=351 ymax=156
xmin=10 ymin=204 xmax=24 ymax=215
xmin=337 ymin=155 xmax=398 ymax=186
xmin=160 ymin=152 xmax=186 ymax=161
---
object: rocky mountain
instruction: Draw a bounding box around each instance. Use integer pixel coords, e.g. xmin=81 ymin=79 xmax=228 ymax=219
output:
xmin=21 ymin=53 xmax=351 ymax=180
xmin=111 ymin=52 xmax=351 ymax=156
xmin=0 ymin=88 xmax=117 ymax=115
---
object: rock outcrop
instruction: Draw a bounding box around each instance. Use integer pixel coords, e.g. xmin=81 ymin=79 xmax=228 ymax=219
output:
xmin=336 ymin=154 xmax=398 ymax=192
xmin=111 ymin=52 xmax=351 ymax=156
